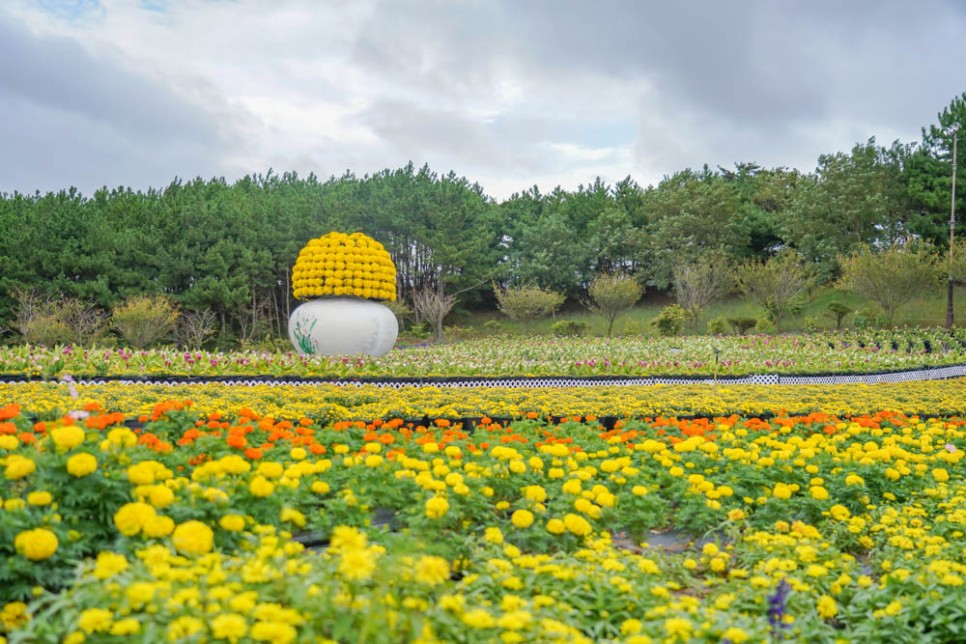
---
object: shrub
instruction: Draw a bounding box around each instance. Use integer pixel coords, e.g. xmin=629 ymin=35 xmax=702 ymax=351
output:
xmin=111 ymin=295 xmax=180 ymax=349
xmin=672 ymin=252 xmax=733 ymax=328
xmin=175 ymin=309 xmax=218 ymax=350
xmin=494 ymin=284 xmax=565 ymax=320
xmin=707 ymin=316 xmax=730 ymax=335
xmin=825 ymin=302 xmax=852 ymax=330
xmin=551 ymin=320 xmax=589 ymax=337
xmin=836 ymin=244 xmax=941 ymax=325
xmin=587 ymin=273 xmax=643 ymax=337
xmin=727 ymin=317 xmax=758 ymax=336
xmin=652 ymin=305 xmax=690 ymax=337
xmin=735 ymin=249 xmax=815 ymax=328
xmin=11 ymin=289 xmax=105 ymax=346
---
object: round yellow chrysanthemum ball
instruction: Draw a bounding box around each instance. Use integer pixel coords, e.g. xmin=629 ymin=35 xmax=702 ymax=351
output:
xmin=291 ymin=231 xmax=397 ymax=302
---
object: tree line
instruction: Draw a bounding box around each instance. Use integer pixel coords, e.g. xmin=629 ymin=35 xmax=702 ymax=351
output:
xmin=1 ymin=94 xmax=964 ymax=343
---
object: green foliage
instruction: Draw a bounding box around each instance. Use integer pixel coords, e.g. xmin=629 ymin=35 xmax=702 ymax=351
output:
xmin=706 ymin=316 xmax=730 ymax=335
xmin=652 ymin=305 xmax=690 ymax=337
xmin=550 ymin=320 xmax=590 ymax=337
xmin=836 ymin=244 xmax=942 ymax=324
xmin=494 ymin=284 xmax=565 ymax=320
xmin=111 ymin=295 xmax=180 ymax=349
xmin=587 ymin=273 xmax=643 ymax=337
xmin=825 ymin=302 xmax=853 ymax=329
xmin=735 ymin=249 xmax=816 ymax=328
xmin=727 ymin=317 xmax=759 ymax=336
xmin=672 ymin=251 xmax=734 ymax=328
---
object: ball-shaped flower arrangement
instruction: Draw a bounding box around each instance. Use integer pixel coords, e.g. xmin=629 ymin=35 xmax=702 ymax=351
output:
xmin=288 ymin=232 xmax=399 ymax=357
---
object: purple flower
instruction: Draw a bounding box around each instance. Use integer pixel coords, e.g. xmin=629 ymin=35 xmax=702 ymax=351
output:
xmin=767 ymin=578 xmax=791 ymax=640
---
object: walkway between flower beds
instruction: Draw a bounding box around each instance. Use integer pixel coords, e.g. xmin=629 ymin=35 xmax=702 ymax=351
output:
xmin=3 ymin=362 xmax=965 ymax=387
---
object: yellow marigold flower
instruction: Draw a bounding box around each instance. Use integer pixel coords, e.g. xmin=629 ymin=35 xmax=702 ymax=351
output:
xmin=664 ymin=617 xmax=693 ymax=640
xmin=425 ymin=496 xmax=450 ymax=519
xmin=126 ymin=462 xmax=158 ymax=486
xmin=249 ymin=476 xmax=276 ymax=498
xmin=721 ymin=627 xmax=750 ymax=643
xmin=4 ymin=455 xmax=36 ymax=480
xmin=14 ymin=528 xmax=58 ymax=561
xmin=63 ymin=633 xmax=84 ymax=644
xmin=414 ymin=555 xmax=451 ymax=586
xmin=497 ymin=610 xmax=532 ymax=631
xmin=50 ymin=425 xmax=85 ymax=450
xmin=845 ymin=474 xmax=865 ymax=486
xmin=0 ymin=435 xmax=18 ymax=450
xmin=257 ymin=462 xmax=284 ymax=479
xmin=93 ymin=551 xmax=129 ymax=579
xmin=546 ymin=518 xmax=566 ymax=535
xmin=220 ymin=514 xmax=247 ymax=532
xmin=114 ymin=502 xmax=157 ymax=536
xmin=26 ymin=491 xmax=52 ymax=506
xmin=280 ymin=507 xmax=307 ymax=528
xmin=77 ymin=607 xmax=113 ymax=634
xmin=563 ymin=513 xmax=592 ymax=537
xmin=171 ymin=520 xmax=214 ymax=556
xmin=251 ymin=621 xmax=298 ymax=643
xmin=511 ymin=509 xmax=534 ymax=529
xmin=1 ymin=602 xmax=28 ymax=629
xmin=810 ymin=486 xmax=829 ymax=500
xmin=772 ymin=482 xmax=794 ymax=500
xmin=329 ymin=526 xmax=367 ymax=552
xmin=143 ymin=515 xmax=175 ymax=538
xmin=632 ymin=485 xmax=648 ymax=496
xmin=126 ymin=582 xmax=155 ymax=609
xmin=727 ymin=509 xmax=746 ymax=521
xmin=167 ymin=616 xmax=205 ymax=640
xmin=484 ymin=527 xmax=504 ymax=544
xmin=338 ymin=547 xmax=377 ymax=582
xmin=462 ymin=608 xmax=496 ymax=629
xmin=311 ymin=480 xmax=331 ymax=495
xmin=829 ymin=505 xmax=851 ymax=521
xmin=143 ymin=485 xmax=175 ymax=508
xmin=932 ymin=468 xmax=950 ymax=483
xmin=66 ymin=453 xmax=97 ymax=477
xmin=109 ymin=617 xmax=140 ymax=636
xmin=211 ymin=613 xmax=248 ymax=642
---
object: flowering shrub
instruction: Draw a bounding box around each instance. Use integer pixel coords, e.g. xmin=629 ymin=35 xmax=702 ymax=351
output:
xmin=291 ymin=232 xmax=397 ymax=302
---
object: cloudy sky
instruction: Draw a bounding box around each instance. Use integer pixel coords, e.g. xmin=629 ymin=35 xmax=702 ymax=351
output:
xmin=2 ymin=0 xmax=964 ymax=200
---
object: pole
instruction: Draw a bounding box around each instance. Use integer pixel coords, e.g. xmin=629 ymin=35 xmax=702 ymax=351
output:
xmin=947 ymin=128 xmax=958 ymax=329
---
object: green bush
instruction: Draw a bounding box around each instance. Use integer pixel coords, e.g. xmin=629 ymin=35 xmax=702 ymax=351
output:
xmin=727 ymin=317 xmax=759 ymax=336
xmin=551 ymin=320 xmax=590 ymax=337
xmin=111 ymin=295 xmax=180 ymax=349
xmin=652 ymin=305 xmax=690 ymax=337
xmin=495 ymin=284 xmax=565 ymax=320
xmin=587 ymin=273 xmax=643 ymax=337
xmin=707 ymin=317 xmax=730 ymax=335
xmin=825 ymin=302 xmax=852 ymax=329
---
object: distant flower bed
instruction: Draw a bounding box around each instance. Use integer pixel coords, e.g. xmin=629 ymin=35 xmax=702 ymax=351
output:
xmin=1 ymin=397 xmax=963 ymax=642
xmin=1 ymin=379 xmax=964 ymax=420
xmin=1 ymin=329 xmax=965 ymax=380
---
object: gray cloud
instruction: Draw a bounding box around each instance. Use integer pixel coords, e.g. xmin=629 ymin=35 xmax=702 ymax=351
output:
xmin=0 ymin=9 xmax=243 ymax=193
xmin=1 ymin=1 xmax=965 ymax=198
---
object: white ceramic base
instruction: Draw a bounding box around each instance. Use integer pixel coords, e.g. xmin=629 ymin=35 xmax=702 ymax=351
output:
xmin=288 ymin=298 xmax=398 ymax=357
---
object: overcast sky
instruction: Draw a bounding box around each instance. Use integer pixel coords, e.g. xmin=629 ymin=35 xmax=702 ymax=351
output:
xmin=2 ymin=0 xmax=964 ymax=200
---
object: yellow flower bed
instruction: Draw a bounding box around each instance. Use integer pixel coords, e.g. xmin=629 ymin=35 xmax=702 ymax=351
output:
xmin=291 ymin=231 xmax=396 ymax=301
xmin=2 ymin=379 xmax=963 ymax=421
xmin=0 ymin=395 xmax=964 ymax=642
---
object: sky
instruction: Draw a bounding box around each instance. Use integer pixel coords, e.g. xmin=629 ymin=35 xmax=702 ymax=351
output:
xmin=1 ymin=0 xmax=965 ymax=201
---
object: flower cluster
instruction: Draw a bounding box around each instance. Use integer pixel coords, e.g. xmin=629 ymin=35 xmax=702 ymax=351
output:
xmin=2 ymin=384 xmax=965 ymax=642
xmin=292 ymin=231 xmax=396 ymax=302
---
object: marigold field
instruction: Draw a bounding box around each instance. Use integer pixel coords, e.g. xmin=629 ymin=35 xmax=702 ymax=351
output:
xmin=0 ymin=350 xmax=965 ymax=642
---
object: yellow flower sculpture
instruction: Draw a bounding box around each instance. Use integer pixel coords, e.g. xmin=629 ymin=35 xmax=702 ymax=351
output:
xmin=292 ymin=232 xmax=396 ymax=302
